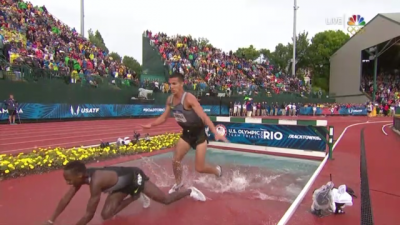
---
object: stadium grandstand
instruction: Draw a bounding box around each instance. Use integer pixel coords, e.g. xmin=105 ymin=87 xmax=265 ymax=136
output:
xmin=0 ymin=0 xmax=332 ymax=106
xmin=330 ymin=13 xmax=400 ymax=105
xmin=0 ymin=0 xmax=398 ymax=112
xmin=141 ymin=31 xmax=333 ymax=104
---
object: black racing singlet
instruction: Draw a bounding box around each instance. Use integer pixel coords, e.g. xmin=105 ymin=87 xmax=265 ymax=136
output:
xmin=87 ymin=167 xmax=143 ymax=193
xmin=170 ymin=92 xmax=204 ymax=129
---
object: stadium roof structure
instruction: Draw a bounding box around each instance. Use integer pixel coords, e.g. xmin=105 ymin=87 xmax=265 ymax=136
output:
xmin=328 ymin=12 xmax=400 ymax=104
xmin=380 ymin=13 xmax=400 ymax=25
xmin=331 ymin=13 xmax=400 ymax=58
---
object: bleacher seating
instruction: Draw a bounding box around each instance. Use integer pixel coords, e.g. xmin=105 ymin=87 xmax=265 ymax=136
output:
xmin=0 ymin=0 xmax=137 ymax=88
xmin=144 ymin=30 xmax=313 ymax=98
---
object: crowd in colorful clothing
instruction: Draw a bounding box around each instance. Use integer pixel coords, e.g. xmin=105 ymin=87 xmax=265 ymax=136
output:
xmin=361 ymin=70 xmax=400 ymax=106
xmin=144 ymin=30 xmax=307 ymax=96
xmin=0 ymin=0 xmax=136 ymax=83
xmin=228 ymin=101 xmax=398 ymax=117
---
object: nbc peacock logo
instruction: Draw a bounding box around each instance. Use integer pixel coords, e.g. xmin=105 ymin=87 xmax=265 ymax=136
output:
xmin=347 ymin=15 xmax=366 ymax=35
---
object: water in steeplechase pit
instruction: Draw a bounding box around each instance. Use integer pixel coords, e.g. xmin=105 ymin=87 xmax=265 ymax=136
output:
xmin=113 ymin=148 xmax=320 ymax=225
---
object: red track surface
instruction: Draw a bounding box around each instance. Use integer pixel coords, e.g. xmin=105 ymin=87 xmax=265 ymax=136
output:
xmin=0 ymin=118 xmax=181 ymax=154
xmin=0 ymin=117 xmax=399 ymax=225
xmin=288 ymin=117 xmax=400 ymax=225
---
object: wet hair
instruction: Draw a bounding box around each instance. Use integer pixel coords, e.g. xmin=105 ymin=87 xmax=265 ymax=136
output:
xmin=64 ymin=160 xmax=86 ymax=174
xmin=169 ymin=72 xmax=184 ymax=82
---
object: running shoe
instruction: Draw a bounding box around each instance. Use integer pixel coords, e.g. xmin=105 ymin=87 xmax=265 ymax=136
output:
xmin=188 ymin=187 xmax=206 ymax=201
xmin=168 ymin=183 xmax=183 ymax=194
xmin=140 ymin=193 xmax=150 ymax=208
xmin=216 ymin=165 xmax=222 ymax=177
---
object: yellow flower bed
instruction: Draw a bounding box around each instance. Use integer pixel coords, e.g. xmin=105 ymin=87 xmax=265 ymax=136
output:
xmin=0 ymin=133 xmax=181 ymax=179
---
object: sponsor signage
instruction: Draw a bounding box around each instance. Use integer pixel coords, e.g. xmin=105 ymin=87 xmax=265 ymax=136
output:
xmin=206 ymin=122 xmax=327 ymax=151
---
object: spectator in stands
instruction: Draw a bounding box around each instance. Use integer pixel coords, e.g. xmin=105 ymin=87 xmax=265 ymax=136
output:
xmin=144 ymin=30 xmax=306 ymax=97
xmin=0 ymin=1 xmax=134 ymax=86
xmin=362 ymin=70 xmax=400 ymax=105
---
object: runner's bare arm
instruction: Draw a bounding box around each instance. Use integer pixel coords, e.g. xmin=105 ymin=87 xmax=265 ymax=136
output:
xmin=186 ymin=93 xmax=217 ymax=134
xmin=49 ymin=185 xmax=81 ymax=223
xmin=143 ymin=96 xmax=172 ymax=128
xmin=75 ymin=181 xmax=102 ymax=225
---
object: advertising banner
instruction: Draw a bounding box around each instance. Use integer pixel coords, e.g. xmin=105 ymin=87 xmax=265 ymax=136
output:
xmin=337 ymin=106 xmax=367 ymax=115
xmin=300 ymin=106 xmax=368 ymax=116
xmin=206 ymin=122 xmax=327 ymax=151
xmin=0 ymin=103 xmax=229 ymax=120
xmin=1 ymin=103 xmax=395 ymax=120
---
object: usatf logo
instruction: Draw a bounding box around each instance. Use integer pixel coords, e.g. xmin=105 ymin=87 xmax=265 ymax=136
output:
xmin=70 ymin=106 xmax=100 ymax=116
xmin=70 ymin=106 xmax=80 ymax=116
xmin=215 ymin=124 xmax=227 ymax=137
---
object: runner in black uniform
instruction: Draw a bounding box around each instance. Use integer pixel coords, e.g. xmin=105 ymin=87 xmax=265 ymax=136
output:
xmin=44 ymin=160 xmax=205 ymax=225
xmin=142 ymin=72 xmax=229 ymax=194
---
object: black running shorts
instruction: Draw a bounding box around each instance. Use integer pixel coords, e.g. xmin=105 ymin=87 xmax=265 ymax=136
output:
xmin=180 ymin=125 xmax=208 ymax=149
xmin=113 ymin=167 xmax=150 ymax=196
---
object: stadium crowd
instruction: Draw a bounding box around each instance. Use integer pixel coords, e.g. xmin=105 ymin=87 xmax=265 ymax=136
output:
xmin=144 ymin=30 xmax=308 ymax=96
xmin=0 ymin=0 xmax=398 ymax=114
xmin=361 ymin=70 xmax=400 ymax=106
xmin=0 ymin=0 xmax=136 ymax=84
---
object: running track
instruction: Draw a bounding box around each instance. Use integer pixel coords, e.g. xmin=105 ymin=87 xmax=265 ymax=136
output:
xmin=0 ymin=117 xmax=399 ymax=225
xmin=0 ymin=118 xmax=181 ymax=154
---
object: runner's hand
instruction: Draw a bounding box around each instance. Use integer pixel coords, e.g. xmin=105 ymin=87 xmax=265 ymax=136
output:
xmin=42 ymin=220 xmax=53 ymax=225
xmin=141 ymin=124 xmax=152 ymax=129
xmin=214 ymin=134 xmax=229 ymax=142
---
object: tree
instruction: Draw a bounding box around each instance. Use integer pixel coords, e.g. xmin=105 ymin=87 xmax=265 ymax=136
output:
xmin=95 ymin=30 xmax=105 ymax=44
xmin=87 ymin=28 xmax=143 ymax=75
xmin=88 ymin=29 xmax=109 ymax=52
xmin=286 ymin=31 xmax=310 ymax=72
xmin=306 ymin=30 xmax=350 ymax=91
xmin=259 ymin=48 xmax=273 ymax=61
xmin=123 ymin=56 xmax=142 ymax=75
xmin=108 ymin=52 xmax=122 ymax=62
xmin=234 ymin=45 xmax=260 ymax=61
xmin=270 ymin=43 xmax=291 ymax=71
xmin=198 ymin=37 xmax=213 ymax=48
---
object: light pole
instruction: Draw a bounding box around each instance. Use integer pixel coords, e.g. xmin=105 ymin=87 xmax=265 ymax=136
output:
xmin=292 ymin=0 xmax=299 ymax=76
xmin=80 ymin=0 xmax=85 ymax=37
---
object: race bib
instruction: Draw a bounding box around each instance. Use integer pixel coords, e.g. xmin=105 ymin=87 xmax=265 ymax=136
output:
xmin=173 ymin=111 xmax=187 ymax=123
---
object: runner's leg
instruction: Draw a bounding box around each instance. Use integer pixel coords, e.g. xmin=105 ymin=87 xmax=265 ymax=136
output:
xmin=112 ymin=194 xmax=143 ymax=216
xmin=143 ymin=180 xmax=205 ymax=204
xmin=195 ymin=141 xmax=220 ymax=176
xmin=172 ymin=138 xmax=191 ymax=185
xmin=101 ymin=192 xmax=131 ymax=220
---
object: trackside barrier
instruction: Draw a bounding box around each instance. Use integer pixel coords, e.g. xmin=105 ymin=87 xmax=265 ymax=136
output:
xmin=0 ymin=103 xmax=229 ymax=120
xmin=3 ymin=103 xmax=397 ymax=120
xmin=328 ymin=126 xmax=334 ymax=160
xmin=206 ymin=117 xmax=333 ymax=156
xmin=204 ymin=117 xmax=336 ymax=225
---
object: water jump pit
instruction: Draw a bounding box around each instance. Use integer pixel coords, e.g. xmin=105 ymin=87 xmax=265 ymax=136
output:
xmin=35 ymin=149 xmax=319 ymax=225
xmin=111 ymin=149 xmax=321 ymax=225
xmin=0 ymin=118 xmax=332 ymax=225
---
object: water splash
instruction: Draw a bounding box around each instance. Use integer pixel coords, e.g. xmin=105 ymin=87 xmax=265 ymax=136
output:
xmin=137 ymin=156 xmax=306 ymax=203
xmin=194 ymin=170 xmax=251 ymax=193
xmin=252 ymin=191 xmax=293 ymax=203
xmin=139 ymin=156 xmax=175 ymax=187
